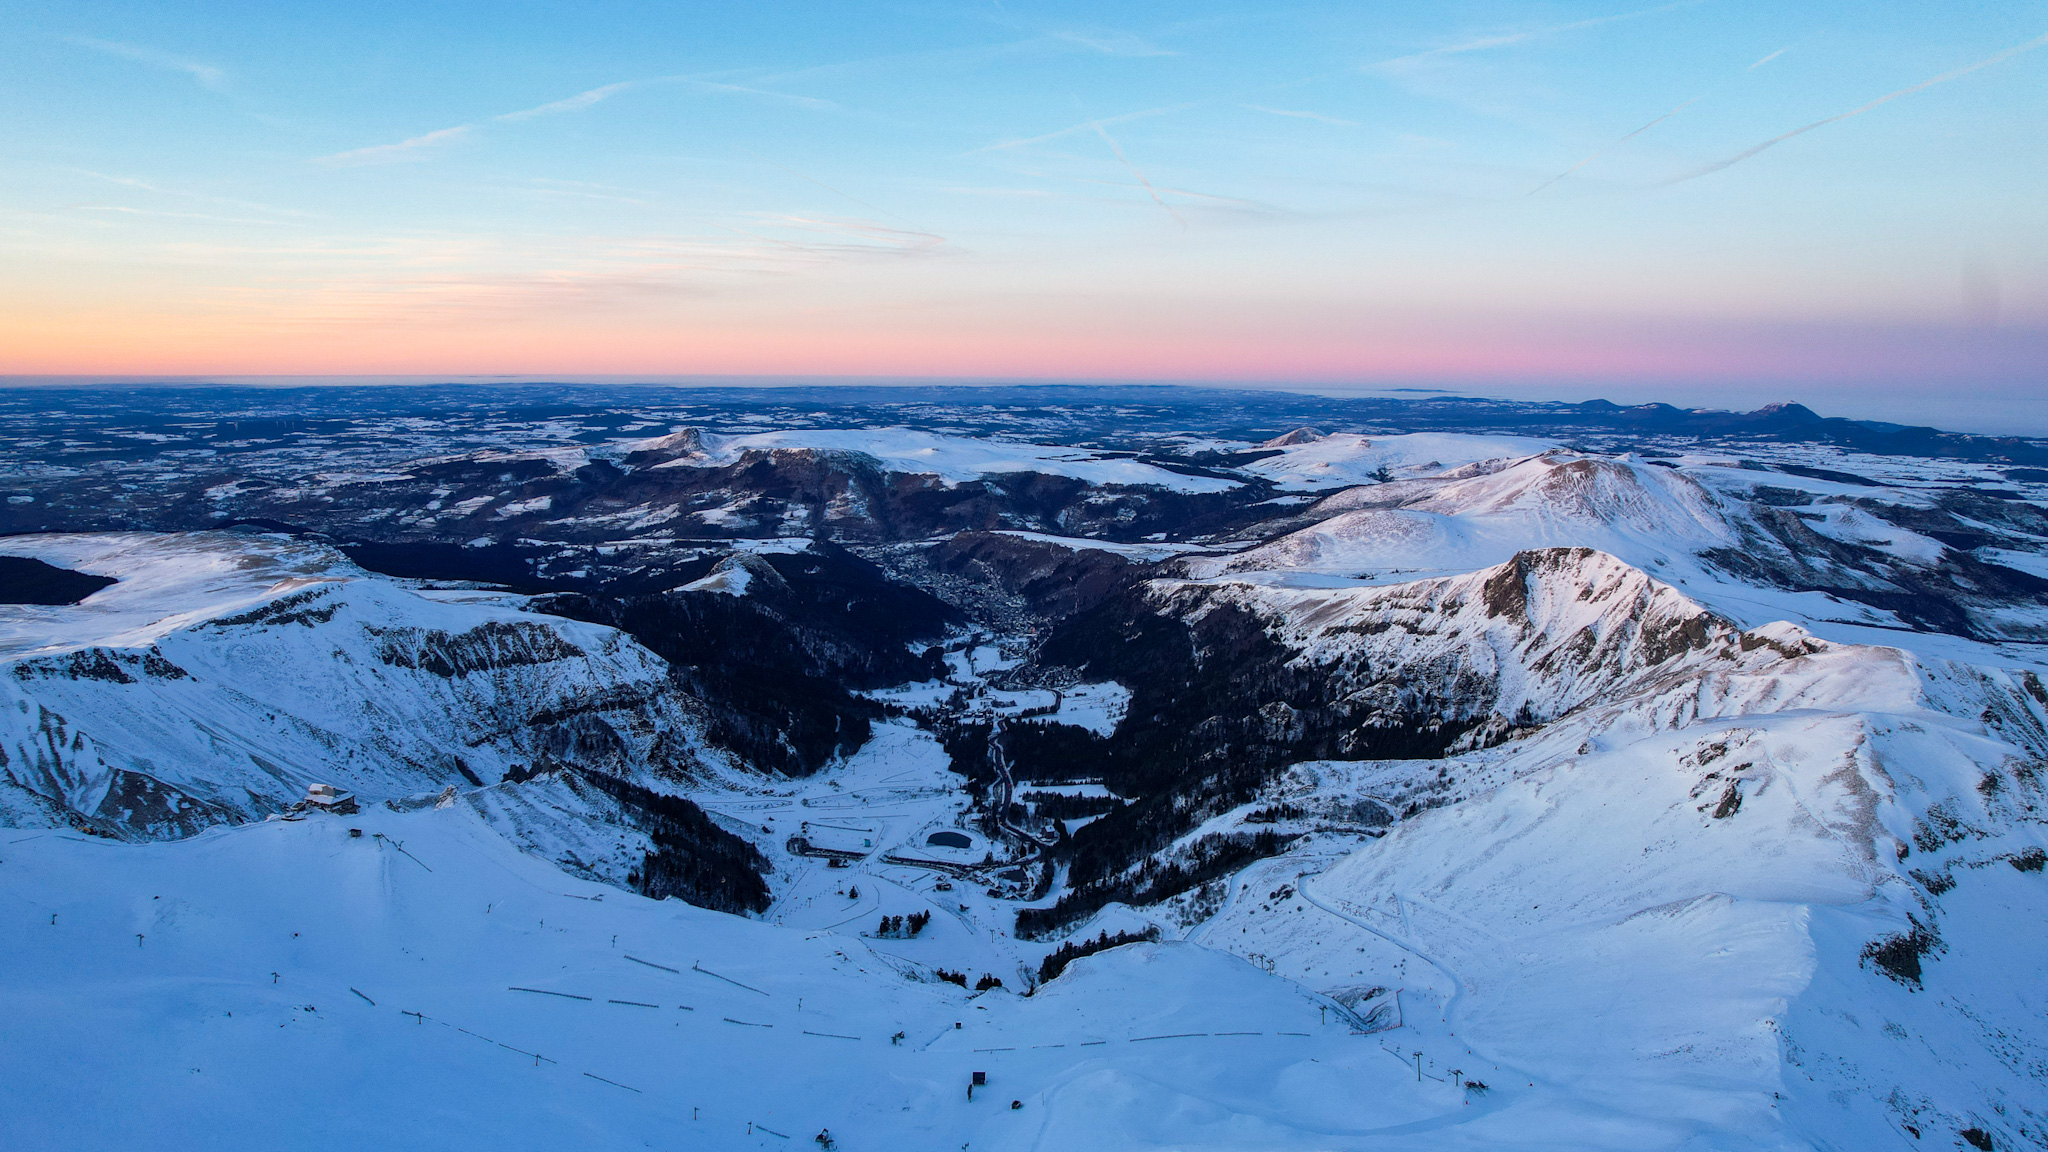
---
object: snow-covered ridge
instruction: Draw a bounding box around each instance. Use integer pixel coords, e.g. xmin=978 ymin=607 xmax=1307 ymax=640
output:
xmin=1185 ymin=445 xmax=2048 ymax=652
xmin=0 ymin=533 xmax=723 ymax=838
xmin=1200 ymin=451 xmax=1738 ymax=583
xmin=1240 ymin=431 xmax=1560 ymax=491
xmin=1122 ymin=545 xmax=2048 ymax=1147
xmin=1155 ymin=546 xmax=1766 ymax=745
xmin=0 ymin=533 xmax=356 ymax=659
xmin=634 ymin=426 xmax=1241 ymax=494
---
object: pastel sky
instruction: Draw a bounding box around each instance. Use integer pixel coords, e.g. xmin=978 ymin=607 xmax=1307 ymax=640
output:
xmin=4 ymin=2 xmax=2045 ymax=410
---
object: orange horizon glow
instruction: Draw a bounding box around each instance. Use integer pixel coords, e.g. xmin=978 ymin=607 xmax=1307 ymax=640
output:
xmin=6 ymin=302 xmax=2040 ymax=386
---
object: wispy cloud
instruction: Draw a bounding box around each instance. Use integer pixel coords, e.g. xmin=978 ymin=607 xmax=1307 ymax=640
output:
xmin=316 ymin=125 xmax=473 ymax=167
xmin=749 ymin=214 xmax=944 ymax=254
xmin=497 ymin=82 xmax=637 ymax=122
xmin=1046 ymin=28 xmax=1177 ymax=57
xmin=68 ymin=204 xmax=302 ymax=227
xmin=935 ymin=186 xmax=1061 ymax=199
xmin=312 ymin=73 xmax=836 ymax=169
xmin=1071 ymin=178 xmax=1282 ymax=218
xmin=739 ymin=149 xmax=934 ymax=238
xmin=517 ymin=178 xmax=653 ymax=206
xmin=1370 ymin=1 xmax=1699 ymax=70
xmin=69 ymin=168 xmax=316 ymax=219
xmin=68 ymin=37 xmax=226 ymax=91
xmin=681 ymin=78 xmax=838 ymax=111
xmin=972 ymin=103 xmax=1197 ymax=154
xmin=1669 ymin=30 xmax=2048 ymax=184
xmin=1748 ymin=47 xmax=1788 ymax=70
xmin=1244 ymin=104 xmax=1356 ymax=127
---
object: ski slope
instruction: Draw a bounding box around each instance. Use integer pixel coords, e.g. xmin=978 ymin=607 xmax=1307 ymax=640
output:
xmin=4 ymin=803 xmax=1525 ymax=1152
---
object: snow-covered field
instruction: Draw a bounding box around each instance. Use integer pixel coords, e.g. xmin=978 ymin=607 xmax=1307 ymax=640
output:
xmin=1241 ymin=432 xmax=1560 ymax=491
xmin=5 ymin=415 xmax=2048 ymax=1151
xmin=1 ymin=807 xmax=1466 ymax=1151
xmin=650 ymin=427 xmax=1241 ymax=494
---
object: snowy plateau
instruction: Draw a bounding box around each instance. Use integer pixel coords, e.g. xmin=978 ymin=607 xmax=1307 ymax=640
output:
xmin=3 ymin=385 xmax=2048 ymax=1152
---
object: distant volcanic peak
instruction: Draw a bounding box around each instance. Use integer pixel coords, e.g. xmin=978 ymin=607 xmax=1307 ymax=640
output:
xmin=1753 ymin=402 xmax=1822 ymax=425
xmin=1259 ymin=427 xmax=1329 ymax=448
xmin=622 ymin=426 xmax=708 ymax=465
xmin=642 ymin=427 xmax=706 ymax=454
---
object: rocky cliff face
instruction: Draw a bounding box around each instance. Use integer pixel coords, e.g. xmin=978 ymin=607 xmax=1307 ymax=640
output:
xmin=1028 ymin=548 xmax=1835 ymax=910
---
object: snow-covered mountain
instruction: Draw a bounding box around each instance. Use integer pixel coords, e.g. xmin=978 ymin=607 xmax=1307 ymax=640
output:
xmin=1280 ymin=664 xmax=2048 ymax=1149
xmin=1047 ymin=545 xmax=2048 ymax=1146
xmin=1200 ymin=446 xmax=2048 ymax=645
xmin=4 ymin=393 xmax=2046 ymax=1152
xmin=0 ymin=533 xmax=736 ymax=838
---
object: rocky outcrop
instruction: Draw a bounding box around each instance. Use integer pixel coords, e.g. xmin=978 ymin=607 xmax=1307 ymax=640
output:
xmin=1027 ymin=549 xmax=1760 ymax=893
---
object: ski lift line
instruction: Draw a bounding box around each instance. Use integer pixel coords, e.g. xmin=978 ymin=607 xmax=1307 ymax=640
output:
xmin=509 ymin=986 xmax=592 ymax=1001
xmin=1297 ymin=873 xmax=1530 ymax=1090
xmin=1130 ymin=1033 xmax=1208 ymax=1042
xmin=350 ymin=987 xmax=376 ymax=1006
xmin=801 ymin=1030 xmax=862 ymax=1040
xmin=693 ymin=962 xmax=771 ymax=996
xmin=624 ymin=954 xmax=682 ymax=974
xmin=582 ymin=1072 xmax=642 ymax=1093
xmin=723 ymin=1017 xmax=774 ymax=1028
xmin=1277 ymin=1031 xmax=1311 ymax=1037
xmin=972 ymin=1046 xmax=1016 ymax=1052
xmin=752 ymin=1123 xmax=791 ymax=1139
xmin=403 ymin=1009 xmax=556 ymax=1064
xmin=1213 ymin=1031 xmax=1263 ymax=1036
xmin=372 ymin=833 xmax=433 ymax=871
xmin=608 ymin=999 xmax=660 ymax=1008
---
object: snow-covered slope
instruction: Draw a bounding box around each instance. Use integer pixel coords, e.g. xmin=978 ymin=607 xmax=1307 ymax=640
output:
xmin=1198 ymin=447 xmax=2048 ymax=651
xmin=5 ymin=413 xmax=2046 ymax=1152
xmin=0 ymin=533 xmax=726 ymax=837
xmin=643 ymin=427 xmax=1241 ymax=494
xmin=1200 ymin=452 xmax=1737 ymax=582
xmin=1188 ymin=654 xmax=2048 ymax=1148
xmin=0 ymin=797 xmax=1559 ymax=1151
xmin=1146 ymin=547 xmax=1767 ymax=754
xmin=1240 ymin=432 xmax=1559 ymax=491
xmin=1080 ymin=549 xmax=2048 ymax=1149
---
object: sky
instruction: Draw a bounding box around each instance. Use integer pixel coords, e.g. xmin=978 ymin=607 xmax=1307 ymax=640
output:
xmin=3 ymin=2 xmax=2045 ymax=428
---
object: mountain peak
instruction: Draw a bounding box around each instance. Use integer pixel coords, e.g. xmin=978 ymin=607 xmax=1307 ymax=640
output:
xmin=1259 ymin=426 xmax=1328 ymax=448
xmin=1751 ymin=402 xmax=1822 ymax=425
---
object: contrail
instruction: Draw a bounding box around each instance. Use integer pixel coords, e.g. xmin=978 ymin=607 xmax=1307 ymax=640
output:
xmin=1527 ymin=97 xmax=1701 ymax=195
xmin=1091 ymin=121 xmax=1185 ymax=226
xmin=1669 ymin=30 xmax=2048 ymax=184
